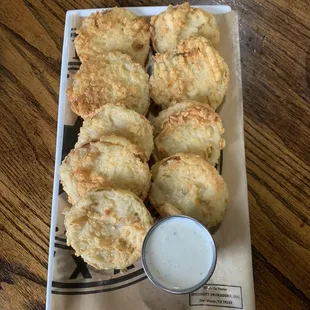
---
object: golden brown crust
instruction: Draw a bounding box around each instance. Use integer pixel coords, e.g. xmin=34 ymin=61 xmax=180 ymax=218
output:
xmin=149 ymin=153 xmax=228 ymax=228
xmin=67 ymin=52 xmax=150 ymax=118
xmin=152 ymin=100 xmax=205 ymax=137
xmin=75 ymin=8 xmax=150 ymax=66
xmin=149 ymin=36 xmax=229 ymax=110
xmin=150 ymin=3 xmax=220 ymax=53
xmin=76 ymin=104 xmax=154 ymax=160
xmin=64 ymin=189 xmax=153 ymax=270
xmin=59 ymin=135 xmax=151 ymax=204
xmin=154 ymin=103 xmax=225 ymax=164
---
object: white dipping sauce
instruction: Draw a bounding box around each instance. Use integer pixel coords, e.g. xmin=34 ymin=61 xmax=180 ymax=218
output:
xmin=143 ymin=216 xmax=216 ymax=292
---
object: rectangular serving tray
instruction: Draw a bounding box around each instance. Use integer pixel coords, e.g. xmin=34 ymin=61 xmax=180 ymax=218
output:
xmin=46 ymin=5 xmax=255 ymax=310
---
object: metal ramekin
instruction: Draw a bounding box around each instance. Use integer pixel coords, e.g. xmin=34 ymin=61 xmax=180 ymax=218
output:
xmin=141 ymin=215 xmax=217 ymax=294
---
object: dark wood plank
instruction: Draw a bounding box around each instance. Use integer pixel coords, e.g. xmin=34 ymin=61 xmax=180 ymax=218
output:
xmin=0 ymin=0 xmax=309 ymax=309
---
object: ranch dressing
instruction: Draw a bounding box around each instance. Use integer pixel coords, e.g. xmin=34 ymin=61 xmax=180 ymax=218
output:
xmin=142 ymin=216 xmax=216 ymax=294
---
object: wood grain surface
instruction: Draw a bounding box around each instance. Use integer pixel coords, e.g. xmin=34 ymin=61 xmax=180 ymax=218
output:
xmin=0 ymin=0 xmax=309 ymax=309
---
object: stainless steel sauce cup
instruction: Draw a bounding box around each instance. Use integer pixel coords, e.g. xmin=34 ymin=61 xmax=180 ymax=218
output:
xmin=141 ymin=215 xmax=217 ymax=294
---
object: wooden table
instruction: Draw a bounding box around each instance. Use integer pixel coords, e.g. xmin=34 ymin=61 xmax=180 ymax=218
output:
xmin=0 ymin=0 xmax=309 ymax=309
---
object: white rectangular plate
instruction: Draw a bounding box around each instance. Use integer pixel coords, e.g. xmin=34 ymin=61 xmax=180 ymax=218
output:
xmin=46 ymin=5 xmax=255 ymax=310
